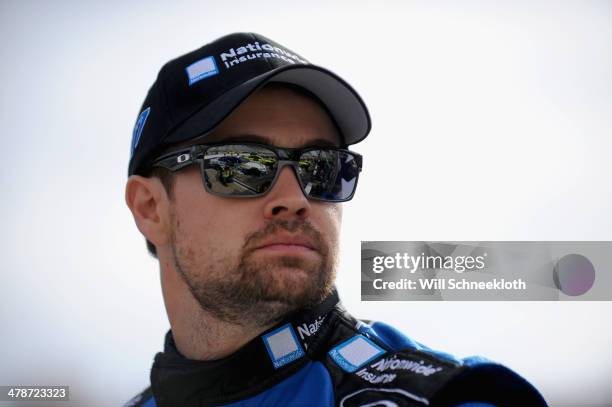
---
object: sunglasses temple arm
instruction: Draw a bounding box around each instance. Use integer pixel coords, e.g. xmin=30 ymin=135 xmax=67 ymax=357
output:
xmin=151 ymin=148 xmax=198 ymax=171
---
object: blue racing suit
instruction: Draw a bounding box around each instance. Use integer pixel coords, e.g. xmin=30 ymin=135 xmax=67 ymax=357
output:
xmin=124 ymin=290 xmax=547 ymax=406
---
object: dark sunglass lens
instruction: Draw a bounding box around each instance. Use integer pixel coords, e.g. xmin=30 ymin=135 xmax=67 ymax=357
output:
xmin=297 ymin=150 xmax=359 ymax=201
xmin=203 ymin=145 xmax=277 ymax=196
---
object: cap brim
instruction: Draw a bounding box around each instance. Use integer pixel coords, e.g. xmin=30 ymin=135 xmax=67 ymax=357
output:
xmin=164 ymin=64 xmax=371 ymax=146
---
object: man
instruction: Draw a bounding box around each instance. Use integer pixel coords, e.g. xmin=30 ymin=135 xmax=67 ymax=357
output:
xmin=124 ymin=33 xmax=547 ymax=406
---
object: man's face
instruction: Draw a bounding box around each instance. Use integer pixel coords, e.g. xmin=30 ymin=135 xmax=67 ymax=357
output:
xmin=161 ymin=85 xmax=342 ymax=327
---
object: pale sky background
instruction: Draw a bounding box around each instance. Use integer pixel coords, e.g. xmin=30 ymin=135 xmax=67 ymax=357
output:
xmin=1 ymin=0 xmax=611 ymax=406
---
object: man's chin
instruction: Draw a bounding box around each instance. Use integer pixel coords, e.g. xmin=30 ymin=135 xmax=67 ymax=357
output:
xmin=247 ymin=278 xmax=322 ymax=308
xmin=183 ymin=253 xmax=334 ymax=326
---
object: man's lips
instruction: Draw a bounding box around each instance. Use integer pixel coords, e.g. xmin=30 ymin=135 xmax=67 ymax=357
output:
xmin=256 ymin=244 xmax=314 ymax=254
xmin=252 ymin=234 xmax=318 ymax=253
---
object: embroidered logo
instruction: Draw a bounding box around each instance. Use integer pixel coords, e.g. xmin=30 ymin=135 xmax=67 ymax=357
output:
xmin=130 ymin=107 xmax=150 ymax=156
xmin=185 ymin=56 xmax=219 ymax=86
xmin=262 ymin=323 xmax=305 ymax=369
xmin=329 ymin=335 xmax=386 ymax=373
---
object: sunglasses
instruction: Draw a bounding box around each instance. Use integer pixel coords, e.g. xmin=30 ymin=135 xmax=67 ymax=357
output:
xmin=151 ymin=142 xmax=363 ymax=202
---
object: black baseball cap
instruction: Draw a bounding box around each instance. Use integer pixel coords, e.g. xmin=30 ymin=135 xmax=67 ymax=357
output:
xmin=128 ymin=32 xmax=372 ymax=176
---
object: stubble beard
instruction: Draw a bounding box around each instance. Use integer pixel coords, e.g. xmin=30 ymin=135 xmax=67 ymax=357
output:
xmin=170 ymin=217 xmax=337 ymax=329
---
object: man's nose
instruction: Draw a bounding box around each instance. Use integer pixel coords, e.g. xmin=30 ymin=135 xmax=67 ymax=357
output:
xmin=262 ymin=166 xmax=310 ymax=219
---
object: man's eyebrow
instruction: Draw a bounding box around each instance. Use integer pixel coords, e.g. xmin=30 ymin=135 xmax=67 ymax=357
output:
xmin=218 ymin=134 xmax=340 ymax=148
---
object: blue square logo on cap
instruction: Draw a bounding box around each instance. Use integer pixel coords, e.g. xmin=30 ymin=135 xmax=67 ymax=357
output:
xmin=186 ymin=56 xmax=219 ymax=86
xmin=130 ymin=106 xmax=150 ymax=156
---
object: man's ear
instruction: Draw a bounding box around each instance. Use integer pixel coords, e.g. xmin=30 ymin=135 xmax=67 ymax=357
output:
xmin=125 ymin=175 xmax=170 ymax=247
